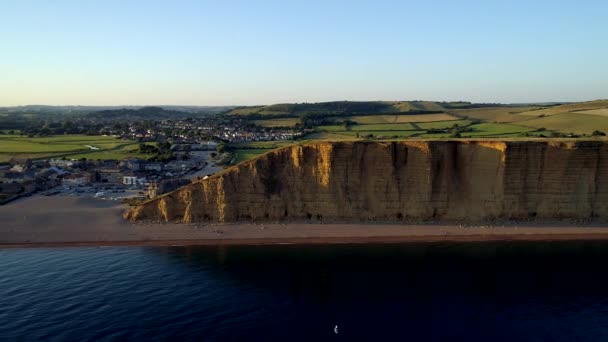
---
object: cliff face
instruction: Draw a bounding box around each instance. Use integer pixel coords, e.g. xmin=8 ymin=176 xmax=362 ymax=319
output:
xmin=125 ymin=141 xmax=608 ymax=223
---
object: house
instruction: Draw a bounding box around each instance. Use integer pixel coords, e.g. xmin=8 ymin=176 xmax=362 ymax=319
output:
xmin=10 ymin=164 xmax=25 ymax=173
xmin=62 ymin=172 xmax=92 ymax=186
xmin=9 ymin=158 xmax=33 ymax=170
xmin=96 ymin=168 xmax=123 ymax=184
xmin=120 ymin=158 xmax=144 ymax=171
xmin=35 ymin=168 xmax=64 ymax=190
xmin=49 ymin=159 xmax=78 ymax=168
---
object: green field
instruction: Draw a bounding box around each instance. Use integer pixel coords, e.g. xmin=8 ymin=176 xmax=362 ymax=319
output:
xmin=463 ymin=123 xmax=537 ymax=137
xmin=228 ymin=140 xmax=296 ymax=165
xmin=336 ymin=130 xmax=425 ymax=138
xmin=311 ymin=119 xmax=540 ymax=141
xmin=514 ymin=113 xmax=608 ymax=134
xmin=415 ymin=119 xmax=473 ymax=130
xmin=229 ymin=141 xmax=295 ymax=149
xmin=515 ymin=100 xmax=608 ymax=117
xmin=0 ymin=135 xmax=156 ymax=162
xmin=254 ymin=118 xmax=300 ymax=127
xmin=233 ymin=149 xmax=272 ymax=164
xmin=450 ymin=107 xmax=537 ymax=123
xmin=319 ymin=123 xmax=416 ymax=132
xmin=348 ymin=113 xmax=457 ymax=124
xmin=300 ymin=132 xmax=360 ymax=140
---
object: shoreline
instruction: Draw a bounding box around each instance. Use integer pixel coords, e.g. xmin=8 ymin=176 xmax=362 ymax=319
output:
xmin=4 ymin=196 xmax=608 ymax=249
xmin=6 ymin=233 xmax=608 ymax=249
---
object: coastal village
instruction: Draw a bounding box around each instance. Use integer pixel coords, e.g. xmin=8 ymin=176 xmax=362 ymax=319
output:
xmin=0 ymin=148 xmax=219 ymax=205
xmin=0 ymin=113 xmax=300 ymax=205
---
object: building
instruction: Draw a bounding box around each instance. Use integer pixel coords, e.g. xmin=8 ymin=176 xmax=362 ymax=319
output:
xmin=120 ymin=158 xmax=144 ymax=171
xmin=49 ymin=159 xmax=78 ymax=168
xmin=9 ymin=158 xmax=33 ymax=170
xmin=62 ymin=172 xmax=92 ymax=186
xmin=96 ymin=168 xmax=123 ymax=184
xmin=10 ymin=164 xmax=26 ymax=173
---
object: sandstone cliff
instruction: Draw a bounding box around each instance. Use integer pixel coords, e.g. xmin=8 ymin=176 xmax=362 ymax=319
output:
xmin=125 ymin=141 xmax=608 ymax=223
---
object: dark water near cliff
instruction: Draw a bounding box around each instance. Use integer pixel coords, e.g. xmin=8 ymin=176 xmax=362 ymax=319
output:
xmin=3 ymin=242 xmax=608 ymax=341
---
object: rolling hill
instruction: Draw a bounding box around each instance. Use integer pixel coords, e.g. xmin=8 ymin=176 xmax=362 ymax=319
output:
xmin=224 ymin=101 xmax=486 ymax=117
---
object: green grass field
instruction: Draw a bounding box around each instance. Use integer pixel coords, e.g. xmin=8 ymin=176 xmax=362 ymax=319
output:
xmin=228 ymin=140 xmax=296 ymax=164
xmin=450 ymin=107 xmax=537 ymax=123
xmin=415 ymin=119 xmax=473 ymax=130
xmin=515 ymin=100 xmax=608 ymax=117
xmin=463 ymin=123 xmax=537 ymax=137
xmin=0 ymin=135 xmax=156 ymax=162
xmin=300 ymin=132 xmax=360 ymax=140
xmin=229 ymin=141 xmax=295 ymax=149
xmin=233 ymin=149 xmax=272 ymax=164
xmin=318 ymin=123 xmax=416 ymax=132
xmin=514 ymin=113 xmax=608 ymax=134
xmin=348 ymin=113 xmax=457 ymax=124
xmin=254 ymin=118 xmax=300 ymax=127
xmin=336 ymin=130 xmax=425 ymax=138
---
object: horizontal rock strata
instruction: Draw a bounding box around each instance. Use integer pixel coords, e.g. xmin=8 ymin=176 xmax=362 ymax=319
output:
xmin=125 ymin=141 xmax=608 ymax=223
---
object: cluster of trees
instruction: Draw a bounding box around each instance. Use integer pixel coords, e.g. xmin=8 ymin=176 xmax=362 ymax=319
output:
xmin=299 ymin=113 xmax=336 ymax=128
xmin=137 ymin=141 xmax=175 ymax=162
xmin=138 ymin=143 xmax=159 ymax=154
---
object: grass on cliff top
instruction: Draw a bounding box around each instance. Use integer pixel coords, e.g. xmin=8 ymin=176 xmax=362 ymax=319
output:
xmin=233 ymin=149 xmax=271 ymax=164
xmin=229 ymin=141 xmax=296 ymax=149
xmin=229 ymin=140 xmax=297 ymax=164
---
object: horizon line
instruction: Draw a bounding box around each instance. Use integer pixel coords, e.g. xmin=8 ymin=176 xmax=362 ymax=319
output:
xmin=2 ymin=98 xmax=607 ymax=108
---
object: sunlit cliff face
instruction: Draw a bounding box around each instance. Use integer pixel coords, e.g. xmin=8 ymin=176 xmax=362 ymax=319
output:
xmin=125 ymin=141 xmax=608 ymax=223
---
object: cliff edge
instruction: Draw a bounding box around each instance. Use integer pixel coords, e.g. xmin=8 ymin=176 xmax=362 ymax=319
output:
xmin=125 ymin=141 xmax=608 ymax=223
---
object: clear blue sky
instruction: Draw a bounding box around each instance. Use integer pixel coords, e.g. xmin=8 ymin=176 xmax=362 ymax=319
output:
xmin=1 ymin=0 xmax=606 ymax=106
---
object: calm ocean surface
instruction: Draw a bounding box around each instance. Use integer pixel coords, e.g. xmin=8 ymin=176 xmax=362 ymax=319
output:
xmin=2 ymin=241 xmax=608 ymax=341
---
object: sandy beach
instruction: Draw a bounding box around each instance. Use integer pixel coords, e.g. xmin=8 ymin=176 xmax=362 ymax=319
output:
xmin=3 ymin=195 xmax=608 ymax=248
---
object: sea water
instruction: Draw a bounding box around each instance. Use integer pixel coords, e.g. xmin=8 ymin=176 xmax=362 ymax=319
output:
xmin=2 ymin=241 xmax=608 ymax=341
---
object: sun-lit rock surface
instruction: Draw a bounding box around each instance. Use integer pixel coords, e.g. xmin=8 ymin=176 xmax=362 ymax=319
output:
xmin=125 ymin=141 xmax=608 ymax=223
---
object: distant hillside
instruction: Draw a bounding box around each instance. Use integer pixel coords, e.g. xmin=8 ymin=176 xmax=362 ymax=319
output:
xmin=88 ymin=106 xmax=198 ymax=120
xmin=0 ymin=105 xmax=234 ymax=116
xmin=225 ymin=101 xmax=510 ymax=118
